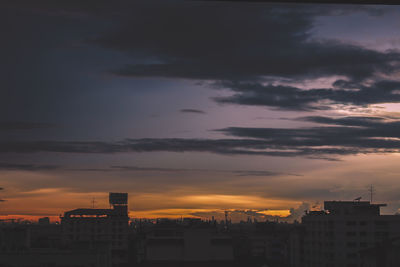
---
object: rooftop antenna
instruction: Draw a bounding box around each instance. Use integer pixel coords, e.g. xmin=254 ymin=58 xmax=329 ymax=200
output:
xmin=91 ymin=197 xmax=97 ymax=209
xmin=368 ymin=185 xmax=374 ymax=203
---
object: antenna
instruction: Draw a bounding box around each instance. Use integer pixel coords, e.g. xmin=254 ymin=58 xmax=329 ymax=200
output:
xmin=368 ymin=185 xmax=374 ymax=203
xmin=91 ymin=197 xmax=97 ymax=209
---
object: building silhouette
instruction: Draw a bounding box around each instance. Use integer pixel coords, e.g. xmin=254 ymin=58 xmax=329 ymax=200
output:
xmin=359 ymin=237 xmax=400 ymax=267
xmin=61 ymin=192 xmax=130 ymax=267
xmin=0 ymin=219 xmax=110 ymax=267
xmin=294 ymin=201 xmax=400 ymax=267
xmin=1 ymin=196 xmax=400 ymax=266
xmin=140 ymin=218 xmax=234 ymax=265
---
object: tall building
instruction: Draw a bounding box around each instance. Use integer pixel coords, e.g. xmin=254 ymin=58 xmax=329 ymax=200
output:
xmin=61 ymin=192 xmax=129 ymax=267
xmin=298 ymin=201 xmax=400 ymax=267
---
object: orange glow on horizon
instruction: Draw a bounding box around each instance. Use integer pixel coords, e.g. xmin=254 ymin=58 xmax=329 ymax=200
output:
xmin=259 ymin=209 xmax=291 ymax=217
xmin=0 ymin=215 xmax=61 ymax=223
xmin=0 ymin=180 xmax=299 ymax=222
xmin=0 ymin=207 xmax=292 ymax=223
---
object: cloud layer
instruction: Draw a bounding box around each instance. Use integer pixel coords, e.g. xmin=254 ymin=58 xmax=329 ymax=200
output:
xmin=214 ymin=80 xmax=400 ymax=111
xmin=1 ymin=115 xmax=400 ymax=159
xmin=86 ymin=2 xmax=400 ymax=113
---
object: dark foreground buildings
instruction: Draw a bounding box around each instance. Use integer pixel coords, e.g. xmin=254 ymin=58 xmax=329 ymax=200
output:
xmin=0 ymin=192 xmax=129 ymax=267
xmin=1 ymin=196 xmax=400 ymax=267
xmin=291 ymin=201 xmax=400 ymax=267
xmin=61 ymin=192 xmax=129 ymax=266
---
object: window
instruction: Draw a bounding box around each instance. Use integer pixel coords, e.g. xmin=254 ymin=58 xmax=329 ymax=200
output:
xmin=346 ymin=232 xmax=356 ymax=237
xmin=346 ymin=253 xmax=357 ymax=259
xmin=346 ymin=242 xmax=357 ymax=247
xmin=375 ymin=221 xmax=388 ymax=226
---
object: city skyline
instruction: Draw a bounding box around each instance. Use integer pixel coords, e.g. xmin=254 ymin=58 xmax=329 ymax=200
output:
xmin=2 ymin=1 xmax=400 ymax=222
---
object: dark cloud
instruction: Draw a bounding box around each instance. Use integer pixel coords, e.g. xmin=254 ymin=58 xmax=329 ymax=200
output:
xmin=5 ymin=0 xmax=388 ymax=18
xmin=0 ymin=163 xmax=60 ymax=171
xmin=110 ymin=41 xmax=399 ymax=84
xmin=179 ymin=109 xmax=206 ymax=114
xmin=2 ymin=115 xmax=400 ymax=159
xmin=71 ymin=165 xmax=297 ymax=177
xmin=215 ymin=116 xmax=400 ymax=157
xmin=79 ymin=1 xmax=400 ymax=111
xmin=202 ymin=0 xmax=389 ymax=6
xmin=231 ymin=170 xmax=299 ymax=177
xmin=2 ymin=1 xmax=399 ymax=128
xmin=0 ymin=138 xmax=353 ymax=158
xmin=214 ymin=80 xmax=400 ymax=110
xmin=2 ymin=1 xmax=398 ymax=123
xmin=87 ymin=2 xmax=400 ymax=93
xmin=2 ymin=2 xmax=400 ymax=160
xmin=298 ymin=115 xmax=387 ymax=127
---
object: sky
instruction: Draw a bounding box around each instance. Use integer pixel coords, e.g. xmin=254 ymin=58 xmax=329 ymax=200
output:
xmin=2 ymin=0 xmax=400 ymax=222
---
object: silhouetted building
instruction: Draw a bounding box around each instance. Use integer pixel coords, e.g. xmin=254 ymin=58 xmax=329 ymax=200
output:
xmin=289 ymin=224 xmax=306 ymax=267
xmin=359 ymin=237 xmax=400 ymax=267
xmin=135 ymin=218 xmax=234 ymax=266
xmin=0 ymin=247 xmax=111 ymax=267
xmin=230 ymin=221 xmax=292 ymax=267
xmin=297 ymin=201 xmax=400 ymax=267
xmin=0 ymin=224 xmax=30 ymax=251
xmin=29 ymin=223 xmax=62 ymax=249
xmin=0 ymin=221 xmax=110 ymax=267
xmin=61 ymin=192 xmax=129 ymax=267
xmin=38 ymin=217 xmax=50 ymax=225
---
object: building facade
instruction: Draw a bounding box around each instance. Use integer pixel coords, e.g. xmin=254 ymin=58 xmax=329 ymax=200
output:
xmin=299 ymin=201 xmax=400 ymax=267
xmin=61 ymin=192 xmax=129 ymax=267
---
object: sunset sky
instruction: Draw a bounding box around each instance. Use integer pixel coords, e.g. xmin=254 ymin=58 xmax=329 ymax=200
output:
xmin=2 ymin=1 xmax=400 ymax=222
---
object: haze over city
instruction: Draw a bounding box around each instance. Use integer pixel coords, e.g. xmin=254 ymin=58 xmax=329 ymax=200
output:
xmin=2 ymin=0 xmax=400 ymax=222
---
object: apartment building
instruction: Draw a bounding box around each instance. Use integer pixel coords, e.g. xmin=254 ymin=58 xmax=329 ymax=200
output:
xmin=299 ymin=201 xmax=400 ymax=267
xmin=61 ymin=192 xmax=129 ymax=267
